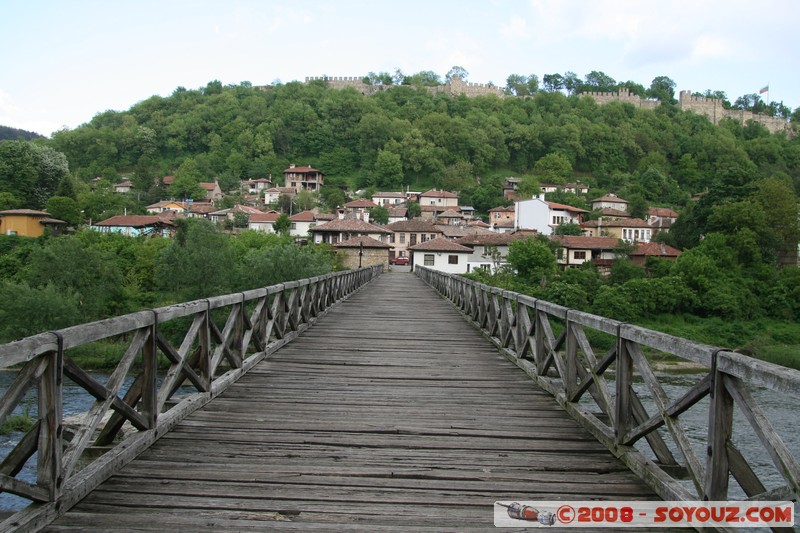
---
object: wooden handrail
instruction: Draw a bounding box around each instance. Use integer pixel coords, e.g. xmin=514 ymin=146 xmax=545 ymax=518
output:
xmin=416 ymin=266 xmax=800 ymax=508
xmin=0 ymin=265 xmax=382 ymax=532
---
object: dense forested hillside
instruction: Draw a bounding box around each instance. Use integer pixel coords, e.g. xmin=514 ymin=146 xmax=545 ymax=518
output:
xmin=0 ymin=125 xmax=44 ymax=141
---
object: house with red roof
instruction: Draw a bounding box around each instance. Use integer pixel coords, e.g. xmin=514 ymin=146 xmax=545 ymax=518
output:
xmin=247 ymin=211 xmax=281 ymax=233
xmin=289 ymin=210 xmax=318 ymax=237
xmin=489 ymin=205 xmax=515 ymax=232
xmin=582 ymin=218 xmax=653 ymax=243
xmin=454 ymin=232 xmax=527 ymax=273
xmin=309 ymin=218 xmax=391 ymax=245
xmin=283 ymin=164 xmax=323 ymax=192
xmin=629 ymin=242 xmax=682 ymax=266
xmin=385 ymin=220 xmax=443 ymax=261
xmin=550 ymin=235 xmax=620 ymax=271
xmin=591 ymin=193 xmax=628 ymax=212
xmin=199 ymin=181 xmax=224 ymax=201
xmin=92 ymin=215 xmax=175 ymax=238
xmin=408 ymin=237 xmax=473 ymax=274
xmin=333 ymin=236 xmax=392 ymax=269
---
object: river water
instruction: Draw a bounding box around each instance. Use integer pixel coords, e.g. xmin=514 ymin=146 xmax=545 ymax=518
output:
xmin=1 ymin=369 xmax=798 ymax=516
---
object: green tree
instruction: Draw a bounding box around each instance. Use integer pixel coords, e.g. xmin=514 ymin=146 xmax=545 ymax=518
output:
xmin=407 ymin=201 xmax=421 ymax=219
xmin=533 ymin=153 xmax=573 ymax=183
xmin=0 ymin=281 xmax=81 ymax=342
xmin=542 ymin=73 xmax=565 ymax=93
xmin=156 ymin=219 xmax=235 ymax=300
xmin=170 ymin=158 xmax=206 ymax=201
xmin=374 ymin=150 xmax=404 ymax=189
xmin=22 ymin=235 xmax=125 ymax=321
xmin=506 ymin=237 xmax=557 ymax=282
xmin=647 ymin=76 xmax=677 ymax=104
xmin=295 ymin=189 xmax=318 ymax=211
xmin=0 ymin=141 xmax=69 ymax=208
xmin=369 ymin=205 xmax=389 ymax=224
xmin=45 ymin=196 xmax=83 ymax=225
xmin=505 ymin=74 xmax=539 ymax=96
xmin=445 ymin=66 xmax=469 ymax=82
xmin=274 ymin=213 xmax=291 ymax=235
xmin=554 ymin=222 xmax=582 ymax=235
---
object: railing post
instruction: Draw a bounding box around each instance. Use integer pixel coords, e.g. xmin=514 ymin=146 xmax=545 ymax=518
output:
xmin=705 ymin=351 xmax=732 ymax=500
xmin=615 ymin=326 xmax=633 ymax=446
xmin=39 ymin=333 xmax=63 ymax=501
xmin=565 ymin=310 xmax=577 ymax=399
xmin=143 ymin=313 xmax=158 ymax=428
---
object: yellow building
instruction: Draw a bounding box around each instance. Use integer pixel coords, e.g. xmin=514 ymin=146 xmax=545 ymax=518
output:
xmin=0 ymin=209 xmax=64 ymax=237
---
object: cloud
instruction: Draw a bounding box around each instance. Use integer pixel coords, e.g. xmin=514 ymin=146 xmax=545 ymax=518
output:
xmin=501 ymin=16 xmax=530 ymax=40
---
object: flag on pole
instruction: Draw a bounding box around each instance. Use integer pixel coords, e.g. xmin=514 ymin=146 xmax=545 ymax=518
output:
xmin=759 ymin=85 xmax=769 ymax=94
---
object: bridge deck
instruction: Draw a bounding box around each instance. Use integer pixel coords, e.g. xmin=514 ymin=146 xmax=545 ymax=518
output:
xmin=45 ymin=272 xmax=656 ymax=531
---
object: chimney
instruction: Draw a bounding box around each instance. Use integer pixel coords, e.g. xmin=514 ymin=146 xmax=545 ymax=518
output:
xmin=289 ymin=163 xmax=296 ymax=169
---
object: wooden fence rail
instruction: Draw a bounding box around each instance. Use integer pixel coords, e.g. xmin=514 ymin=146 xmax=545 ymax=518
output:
xmin=0 ymin=266 xmax=382 ymax=532
xmin=416 ymin=267 xmax=800 ymax=509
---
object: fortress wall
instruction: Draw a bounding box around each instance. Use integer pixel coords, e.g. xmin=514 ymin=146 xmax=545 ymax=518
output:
xmin=678 ymin=90 xmax=790 ymax=134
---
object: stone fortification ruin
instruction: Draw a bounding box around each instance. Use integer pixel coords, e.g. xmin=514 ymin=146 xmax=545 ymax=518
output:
xmin=304 ymin=75 xmax=505 ymax=98
xmin=304 ymin=76 xmax=791 ymax=135
xmin=676 ymin=90 xmax=790 ymax=134
xmin=577 ymin=88 xmax=790 ymax=134
xmin=580 ymin=88 xmax=660 ymax=110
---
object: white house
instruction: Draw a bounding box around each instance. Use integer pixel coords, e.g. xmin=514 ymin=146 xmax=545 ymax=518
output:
xmin=371 ymin=191 xmax=406 ymax=206
xmin=264 ymin=187 xmax=297 ymax=205
xmin=248 ymin=211 xmax=280 ymax=233
xmin=289 ymin=210 xmax=317 ymax=237
xmin=409 ymin=237 xmax=473 ymax=274
xmin=591 ymin=194 xmax=628 ymax=212
xmin=515 ymin=196 xmax=588 ymax=235
xmin=454 ymin=232 xmax=524 ymax=273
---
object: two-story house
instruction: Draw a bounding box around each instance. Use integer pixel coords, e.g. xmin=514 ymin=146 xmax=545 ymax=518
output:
xmin=582 ymin=218 xmax=652 ymax=243
xmin=489 ymin=205 xmax=515 ymax=232
xmin=454 ymin=232 xmax=524 ymax=273
xmin=371 ymin=192 xmax=406 ymax=206
xmin=309 ymin=218 xmax=390 ymax=245
xmin=515 ymin=196 xmax=588 ymax=234
xmin=384 ymin=220 xmax=443 ymax=261
xmin=409 ymin=237 xmax=473 ymax=274
xmin=550 ymin=235 xmax=620 ymax=271
xmin=283 ymin=164 xmax=324 ymax=192
xmin=417 ymin=189 xmax=459 ymax=220
xmin=591 ymin=194 xmax=628 ymax=212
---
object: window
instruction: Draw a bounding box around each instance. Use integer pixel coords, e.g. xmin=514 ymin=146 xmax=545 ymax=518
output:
xmin=290 ymin=223 xmax=297 ymax=230
xmin=400 ymin=234 xmax=405 ymax=244
xmin=424 ymin=254 xmax=435 ymax=266
xmin=448 ymin=255 xmax=458 ymax=264
xmin=430 ymin=234 xmax=436 ymax=240
xmin=574 ymin=251 xmax=586 ymax=260
xmin=389 ymin=234 xmax=395 ymax=243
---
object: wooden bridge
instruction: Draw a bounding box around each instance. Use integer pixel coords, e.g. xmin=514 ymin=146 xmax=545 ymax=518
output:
xmin=0 ymin=267 xmax=798 ymax=531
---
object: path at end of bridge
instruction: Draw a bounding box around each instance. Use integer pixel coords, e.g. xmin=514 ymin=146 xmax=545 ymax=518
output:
xmin=45 ymin=272 xmax=656 ymax=531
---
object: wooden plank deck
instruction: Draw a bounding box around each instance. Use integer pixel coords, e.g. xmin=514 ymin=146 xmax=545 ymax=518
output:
xmin=44 ymin=272 xmax=657 ymax=531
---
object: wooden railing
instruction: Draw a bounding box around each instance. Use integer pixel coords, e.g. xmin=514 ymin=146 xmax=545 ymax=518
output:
xmin=0 ymin=266 xmax=382 ymax=532
xmin=417 ymin=267 xmax=799 ymax=508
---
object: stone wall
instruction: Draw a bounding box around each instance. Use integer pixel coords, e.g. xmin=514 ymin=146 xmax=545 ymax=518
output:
xmin=304 ymin=75 xmax=504 ymax=98
xmin=337 ymin=248 xmax=389 ymax=270
xmin=579 ymin=88 xmax=659 ymax=110
xmin=678 ymin=91 xmax=790 ymax=134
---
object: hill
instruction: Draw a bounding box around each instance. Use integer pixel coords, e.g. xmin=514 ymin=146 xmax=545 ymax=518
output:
xmin=0 ymin=125 xmax=45 ymax=141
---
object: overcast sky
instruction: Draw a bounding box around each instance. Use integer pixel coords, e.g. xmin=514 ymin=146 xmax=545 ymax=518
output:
xmin=2 ymin=0 xmax=797 ymax=137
